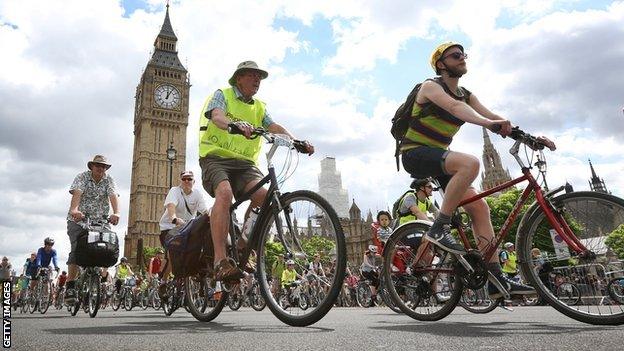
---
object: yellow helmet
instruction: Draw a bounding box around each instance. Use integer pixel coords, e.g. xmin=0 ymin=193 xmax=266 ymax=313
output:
xmin=430 ymin=41 xmax=464 ymax=74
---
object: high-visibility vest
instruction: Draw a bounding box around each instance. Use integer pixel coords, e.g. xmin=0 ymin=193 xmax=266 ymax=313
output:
xmin=199 ymin=87 xmax=266 ymax=164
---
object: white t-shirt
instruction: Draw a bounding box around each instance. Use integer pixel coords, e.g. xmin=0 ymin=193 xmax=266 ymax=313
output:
xmin=159 ymin=186 xmax=208 ymax=231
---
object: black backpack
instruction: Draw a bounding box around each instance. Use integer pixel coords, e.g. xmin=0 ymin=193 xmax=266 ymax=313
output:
xmin=75 ymin=229 xmax=119 ymax=268
xmin=390 ymin=83 xmax=423 ymax=171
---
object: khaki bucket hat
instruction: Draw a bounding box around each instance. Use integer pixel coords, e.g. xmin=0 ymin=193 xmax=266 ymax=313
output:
xmin=228 ymin=61 xmax=268 ymax=86
xmin=87 ymin=154 xmax=112 ymax=170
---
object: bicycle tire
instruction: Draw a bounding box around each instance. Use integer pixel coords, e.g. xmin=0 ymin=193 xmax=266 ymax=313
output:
xmin=162 ymin=281 xmax=178 ymax=316
xmin=459 ymin=286 xmax=502 ymax=314
xmin=38 ymin=281 xmax=52 ymax=314
xmin=607 ymin=277 xmax=624 ymax=304
xmin=380 ymin=287 xmax=402 ymax=314
xmin=70 ymin=287 xmax=81 ymax=316
xmin=517 ymin=191 xmax=624 ymax=325
xmin=88 ymin=274 xmax=101 ymax=318
xmin=228 ymin=290 xmax=243 ymax=311
xmin=185 ymin=274 xmax=227 ymax=322
xmin=382 ymin=221 xmax=463 ymax=321
xmin=28 ymin=288 xmax=38 ymax=314
xmin=257 ymin=190 xmax=346 ymax=327
xmin=356 ymin=282 xmax=373 ymax=308
xmin=250 ymin=282 xmax=266 ymax=311
xmin=123 ymin=289 xmax=134 ymax=311
xmin=111 ymin=291 xmax=121 ymax=311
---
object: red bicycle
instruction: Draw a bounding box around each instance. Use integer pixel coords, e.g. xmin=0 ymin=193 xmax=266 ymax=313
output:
xmin=382 ymin=127 xmax=624 ymax=325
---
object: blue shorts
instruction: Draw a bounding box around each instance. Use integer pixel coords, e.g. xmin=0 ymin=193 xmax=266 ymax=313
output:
xmin=402 ymin=146 xmax=452 ymax=190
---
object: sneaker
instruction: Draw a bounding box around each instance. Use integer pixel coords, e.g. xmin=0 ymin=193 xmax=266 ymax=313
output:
xmin=214 ymin=258 xmax=243 ymax=282
xmin=488 ymin=272 xmax=536 ymax=299
xmin=423 ymin=224 xmax=466 ymax=255
xmin=64 ymin=288 xmax=77 ymax=305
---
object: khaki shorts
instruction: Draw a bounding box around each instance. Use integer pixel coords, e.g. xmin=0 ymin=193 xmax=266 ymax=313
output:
xmin=199 ymin=155 xmax=264 ymax=199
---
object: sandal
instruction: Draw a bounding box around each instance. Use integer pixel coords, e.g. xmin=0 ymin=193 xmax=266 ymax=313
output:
xmin=214 ymin=258 xmax=243 ymax=282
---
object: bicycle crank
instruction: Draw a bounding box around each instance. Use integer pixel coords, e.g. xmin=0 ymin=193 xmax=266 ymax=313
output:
xmin=454 ymin=250 xmax=488 ymax=289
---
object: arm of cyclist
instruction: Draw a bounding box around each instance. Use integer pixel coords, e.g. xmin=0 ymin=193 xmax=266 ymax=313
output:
xmin=419 ymin=81 xmax=512 ymax=136
xmin=267 ymin=122 xmax=315 ymax=155
xmin=109 ymin=192 xmax=120 ymax=225
xmin=68 ymin=189 xmax=84 ymax=222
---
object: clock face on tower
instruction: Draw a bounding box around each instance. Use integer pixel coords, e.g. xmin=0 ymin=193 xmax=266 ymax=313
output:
xmin=154 ymin=84 xmax=180 ymax=109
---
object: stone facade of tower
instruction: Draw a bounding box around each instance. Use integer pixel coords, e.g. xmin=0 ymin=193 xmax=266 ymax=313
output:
xmin=318 ymin=157 xmax=349 ymax=218
xmin=480 ymin=128 xmax=512 ymax=192
xmin=125 ymin=6 xmax=190 ymax=265
xmin=343 ymin=200 xmax=374 ymax=269
xmin=588 ymin=159 xmax=610 ymax=194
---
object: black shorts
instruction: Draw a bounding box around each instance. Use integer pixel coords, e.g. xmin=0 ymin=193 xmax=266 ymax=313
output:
xmin=402 ymin=146 xmax=452 ymax=190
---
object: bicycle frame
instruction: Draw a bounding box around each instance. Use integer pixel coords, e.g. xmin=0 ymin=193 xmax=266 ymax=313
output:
xmin=227 ymin=135 xmax=302 ymax=271
xmin=454 ymin=166 xmax=589 ymax=264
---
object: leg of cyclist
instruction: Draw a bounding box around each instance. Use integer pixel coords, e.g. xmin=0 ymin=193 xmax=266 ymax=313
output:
xmin=423 ymin=151 xmax=478 ymax=254
xmin=211 ymin=180 xmax=238 ymax=280
xmin=64 ymin=220 xmax=82 ymax=304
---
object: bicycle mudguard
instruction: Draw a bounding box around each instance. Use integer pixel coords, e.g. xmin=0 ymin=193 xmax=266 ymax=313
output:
xmin=393 ymin=219 xmax=433 ymax=232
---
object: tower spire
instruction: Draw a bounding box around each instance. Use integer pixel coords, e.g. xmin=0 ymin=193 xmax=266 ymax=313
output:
xmin=480 ymin=127 xmax=512 ymax=192
xmin=588 ymin=159 xmax=609 ymax=193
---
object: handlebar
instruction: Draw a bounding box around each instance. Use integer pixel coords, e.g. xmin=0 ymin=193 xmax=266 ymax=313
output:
xmin=508 ymin=127 xmax=546 ymax=150
xmin=227 ymin=123 xmax=311 ymax=154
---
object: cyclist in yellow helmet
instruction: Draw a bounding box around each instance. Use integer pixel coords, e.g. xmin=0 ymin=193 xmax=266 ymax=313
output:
xmin=400 ymin=41 xmax=556 ymax=298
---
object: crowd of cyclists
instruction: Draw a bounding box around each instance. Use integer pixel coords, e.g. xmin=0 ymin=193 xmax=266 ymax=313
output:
xmin=4 ymin=42 xmax=624 ymax=327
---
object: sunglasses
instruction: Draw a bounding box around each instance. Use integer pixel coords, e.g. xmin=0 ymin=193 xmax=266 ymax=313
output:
xmin=181 ymin=178 xmax=194 ymax=182
xmin=443 ymin=52 xmax=468 ymax=60
xmin=92 ymin=163 xmax=108 ymax=169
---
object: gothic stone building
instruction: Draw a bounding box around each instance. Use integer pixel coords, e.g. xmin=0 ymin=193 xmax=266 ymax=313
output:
xmin=125 ymin=5 xmax=190 ymax=265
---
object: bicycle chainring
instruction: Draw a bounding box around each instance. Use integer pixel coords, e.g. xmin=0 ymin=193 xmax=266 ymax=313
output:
xmin=455 ymin=250 xmax=488 ymax=289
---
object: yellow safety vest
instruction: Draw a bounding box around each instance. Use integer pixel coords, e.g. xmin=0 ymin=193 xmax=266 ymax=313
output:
xmin=199 ymin=87 xmax=266 ymax=164
xmin=502 ymin=250 xmax=518 ymax=274
xmin=399 ymin=194 xmax=433 ymax=225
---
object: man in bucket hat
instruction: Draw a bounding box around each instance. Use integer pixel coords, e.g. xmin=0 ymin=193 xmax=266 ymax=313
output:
xmin=199 ymin=61 xmax=315 ymax=281
xmin=64 ymin=154 xmax=120 ymax=303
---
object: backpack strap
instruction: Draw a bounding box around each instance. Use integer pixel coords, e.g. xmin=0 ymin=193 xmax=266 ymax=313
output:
xmin=179 ymin=188 xmax=193 ymax=215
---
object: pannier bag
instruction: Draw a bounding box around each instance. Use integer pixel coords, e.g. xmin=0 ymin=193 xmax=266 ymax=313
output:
xmin=164 ymin=213 xmax=213 ymax=278
xmin=75 ymin=229 xmax=120 ymax=268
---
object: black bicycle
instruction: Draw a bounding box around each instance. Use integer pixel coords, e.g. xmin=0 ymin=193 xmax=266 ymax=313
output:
xmin=188 ymin=125 xmax=346 ymax=327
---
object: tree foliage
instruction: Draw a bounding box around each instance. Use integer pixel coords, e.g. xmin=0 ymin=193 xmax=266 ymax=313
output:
xmin=605 ymin=224 xmax=624 ymax=259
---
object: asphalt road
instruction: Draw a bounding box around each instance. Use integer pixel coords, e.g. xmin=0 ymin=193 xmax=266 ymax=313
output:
xmin=9 ymin=306 xmax=623 ymax=351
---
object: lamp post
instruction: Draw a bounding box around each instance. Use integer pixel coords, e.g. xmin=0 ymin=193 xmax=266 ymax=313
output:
xmin=166 ymin=142 xmax=177 ymax=189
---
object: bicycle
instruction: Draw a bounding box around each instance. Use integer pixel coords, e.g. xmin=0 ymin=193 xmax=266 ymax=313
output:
xmin=188 ymin=124 xmax=346 ymax=326
xmin=69 ymin=216 xmax=117 ymax=318
xmin=382 ymin=127 xmax=624 ymax=325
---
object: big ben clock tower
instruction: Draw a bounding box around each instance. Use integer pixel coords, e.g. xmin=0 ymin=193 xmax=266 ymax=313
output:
xmin=125 ymin=4 xmax=190 ymax=265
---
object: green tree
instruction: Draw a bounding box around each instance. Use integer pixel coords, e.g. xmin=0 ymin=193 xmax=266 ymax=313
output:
xmin=605 ymin=224 xmax=624 ymax=259
xmin=302 ymin=236 xmax=336 ymax=266
xmin=264 ymin=241 xmax=285 ymax=276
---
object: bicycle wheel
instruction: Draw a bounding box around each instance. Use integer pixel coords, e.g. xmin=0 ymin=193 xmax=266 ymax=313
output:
xmin=459 ymin=286 xmax=502 ymax=314
xmin=257 ymin=190 xmax=346 ymax=327
xmin=356 ymin=282 xmax=373 ymax=308
xmin=380 ymin=287 xmax=402 ymax=314
xmin=124 ymin=289 xmax=134 ymax=311
xmin=111 ymin=290 xmax=121 ymax=311
xmin=185 ymin=273 xmax=226 ymax=321
xmin=70 ymin=285 xmax=81 ymax=316
xmin=517 ymin=191 xmax=624 ymax=325
xmin=28 ymin=288 xmax=38 ymax=314
xmin=88 ymin=274 xmax=101 ymax=318
xmin=556 ymin=283 xmax=581 ymax=306
xmin=227 ymin=287 xmax=244 ymax=311
xmin=381 ymin=221 xmax=463 ymax=321
xmin=39 ymin=281 xmax=52 ymax=314
xmin=250 ymin=281 xmax=266 ymax=311
xmin=607 ymin=278 xmax=624 ymax=304
xmin=162 ymin=281 xmax=178 ymax=316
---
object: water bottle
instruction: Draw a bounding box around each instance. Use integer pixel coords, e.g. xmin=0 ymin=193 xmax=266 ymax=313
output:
xmin=242 ymin=207 xmax=260 ymax=242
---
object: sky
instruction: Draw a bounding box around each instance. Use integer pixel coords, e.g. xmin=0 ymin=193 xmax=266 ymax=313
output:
xmin=1 ymin=0 xmax=623 ymax=272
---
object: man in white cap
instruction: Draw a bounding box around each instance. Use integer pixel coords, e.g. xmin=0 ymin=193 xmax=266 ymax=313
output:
xmin=65 ymin=155 xmax=120 ymax=303
xmin=199 ymin=61 xmax=315 ymax=281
